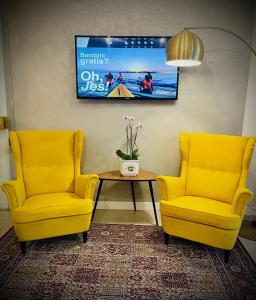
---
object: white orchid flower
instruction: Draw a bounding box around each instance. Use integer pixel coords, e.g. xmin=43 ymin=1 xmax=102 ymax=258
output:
xmin=124 ymin=115 xmax=134 ymax=121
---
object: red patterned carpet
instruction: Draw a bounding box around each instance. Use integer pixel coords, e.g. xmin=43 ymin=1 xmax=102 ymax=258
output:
xmin=0 ymin=223 xmax=256 ymax=299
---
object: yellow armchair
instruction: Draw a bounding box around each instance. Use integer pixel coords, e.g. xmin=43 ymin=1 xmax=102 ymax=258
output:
xmin=1 ymin=130 xmax=98 ymax=254
xmin=157 ymin=133 xmax=255 ymax=262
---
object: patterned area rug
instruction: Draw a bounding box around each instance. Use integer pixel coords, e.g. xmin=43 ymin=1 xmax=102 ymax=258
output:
xmin=0 ymin=224 xmax=256 ymax=299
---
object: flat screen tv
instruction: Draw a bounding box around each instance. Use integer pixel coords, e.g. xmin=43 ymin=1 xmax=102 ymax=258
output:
xmin=75 ymin=36 xmax=179 ymax=100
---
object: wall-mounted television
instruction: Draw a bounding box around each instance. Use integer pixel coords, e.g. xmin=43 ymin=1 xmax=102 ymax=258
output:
xmin=75 ymin=36 xmax=179 ymax=100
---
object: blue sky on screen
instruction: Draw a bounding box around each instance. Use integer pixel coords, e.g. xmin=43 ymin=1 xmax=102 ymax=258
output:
xmin=77 ymin=48 xmax=177 ymax=73
xmin=76 ymin=37 xmax=177 ymax=73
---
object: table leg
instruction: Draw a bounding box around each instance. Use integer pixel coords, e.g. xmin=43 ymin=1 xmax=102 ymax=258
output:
xmin=130 ymin=181 xmax=136 ymax=211
xmin=149 ymin=181 xmax=158 ymax=226
xmin=91 ymin=179 xmax=103 ymax=221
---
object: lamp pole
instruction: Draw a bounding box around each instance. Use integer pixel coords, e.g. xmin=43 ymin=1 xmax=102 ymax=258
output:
xmin=183 ymin=26 xmax=256 ymax=230
xmin=184 ymin=26 xmax=256 ymax=57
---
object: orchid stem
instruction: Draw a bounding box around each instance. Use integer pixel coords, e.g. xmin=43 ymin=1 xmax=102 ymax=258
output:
xmin=132 ymin=129 xmax=138 ymax=153
xmin=126 ymin=126 xmax=129 ymax=155
xmin=130 ymin=124 xmax=133 ymax=158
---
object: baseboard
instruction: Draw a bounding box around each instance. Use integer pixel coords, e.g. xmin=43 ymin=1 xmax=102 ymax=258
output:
xmin=0 ymin=208 xmax=9 ymax=211
xmin=95 ymin=201 xmax=160 ymax=211
xmin=96 ymin=201 xmax=255 ymax=216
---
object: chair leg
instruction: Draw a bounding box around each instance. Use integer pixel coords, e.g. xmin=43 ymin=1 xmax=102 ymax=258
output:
xmin=83 ymin=231 xmax=88 ymax=243
xmin=224 ymin=250 xmax=230 ymax=262
xmin=164 ymin=232 xmax=169 ymax=245
xmin=20 ymin=241 xmax=26 ymax=255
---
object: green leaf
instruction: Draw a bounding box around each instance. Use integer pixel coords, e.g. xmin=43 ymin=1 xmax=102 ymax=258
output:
xmin=131 ymin=149 xmax=140 ymax=160
xmin=116 ymin=149 xmax=131 ymax=160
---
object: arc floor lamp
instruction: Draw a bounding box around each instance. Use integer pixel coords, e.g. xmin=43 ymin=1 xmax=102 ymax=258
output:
xmin=165 ymin=26 xmax=256 ymax=240
xmin=165 ymin=26 xmax=256 ymax=66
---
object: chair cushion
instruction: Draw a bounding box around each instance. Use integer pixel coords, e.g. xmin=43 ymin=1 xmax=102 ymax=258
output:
xmin=12 ymin=193 xmax=93 ymax=224
xmin=160 ymin=196 xmax=241 ymax=230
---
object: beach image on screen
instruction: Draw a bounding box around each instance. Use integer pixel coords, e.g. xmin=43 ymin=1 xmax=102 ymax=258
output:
xmin=76 ymin=36 xmax=179 ymax=100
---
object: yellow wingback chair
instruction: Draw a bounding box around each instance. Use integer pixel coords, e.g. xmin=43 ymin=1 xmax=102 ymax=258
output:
xmin=157 ymin=133 xmax=255 ymax=262
xmin=1 ymin=130 xmax=98 ymax=254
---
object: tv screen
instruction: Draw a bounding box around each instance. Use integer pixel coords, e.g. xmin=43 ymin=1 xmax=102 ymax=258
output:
xmin=75 ymin=36 xmax=179 ymax=100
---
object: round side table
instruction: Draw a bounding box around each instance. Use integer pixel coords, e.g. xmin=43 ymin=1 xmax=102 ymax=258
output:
xmin=91 ymin=170 xmax=158 ymax=225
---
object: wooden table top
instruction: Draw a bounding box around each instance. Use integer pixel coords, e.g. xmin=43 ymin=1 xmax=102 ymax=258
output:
xmin=97 ymin=170 xmax=158 ymax=181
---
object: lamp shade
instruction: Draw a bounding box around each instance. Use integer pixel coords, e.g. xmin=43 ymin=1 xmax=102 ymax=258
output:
xmin=166 ymin=30 xmax=204 ymax=66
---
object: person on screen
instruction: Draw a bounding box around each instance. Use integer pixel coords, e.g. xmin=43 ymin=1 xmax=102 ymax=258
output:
xmin=140 ymin=75 xmax=153 ymax=94
xmin=147 ymin=72 xmax=152 ymax=80
xmin=105 ymin=72 xmax=114 ymax=87
xmin=117 ymin=72 xmax=123 ymax=82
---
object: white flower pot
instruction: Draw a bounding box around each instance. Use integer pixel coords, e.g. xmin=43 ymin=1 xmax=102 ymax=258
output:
xmin=120 ymin=159 xmax=139 ymax=176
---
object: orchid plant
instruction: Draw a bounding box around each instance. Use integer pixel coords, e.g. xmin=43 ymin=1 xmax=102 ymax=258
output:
xmin=116 ymin=116 xmax=143 ymax=160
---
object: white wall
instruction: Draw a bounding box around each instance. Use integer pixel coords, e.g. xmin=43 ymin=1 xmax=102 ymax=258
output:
xmin=243 ymin=3 xmax=256 ymax=208
xmin=5 ymin=0 xmax=255 ymax=204
xmin=0 ymin=18 xmax=11 ymax=209
xmin=0 ymin=21 xmax=7 ymax=116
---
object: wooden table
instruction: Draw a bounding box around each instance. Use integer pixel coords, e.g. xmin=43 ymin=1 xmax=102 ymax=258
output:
xmin=91 ymin=170 xmax=158 ymax=225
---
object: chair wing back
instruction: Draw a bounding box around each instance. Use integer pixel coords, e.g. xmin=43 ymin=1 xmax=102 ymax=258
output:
xmin=10 ymin=130 xmax=83 ymax=197
xmin=180 ymin=133 xmax=255 ymax=203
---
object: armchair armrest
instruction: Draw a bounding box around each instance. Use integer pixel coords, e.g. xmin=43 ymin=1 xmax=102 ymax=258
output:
xmin=1 ymin=180 xmax=26 ymax=208
xmin=231 ymin=187 xmax=253 ymax=216
xmin=156 ymin=176 xmax=186 ymax=201
xmin=75 ymin=174 xmax=98 ymax=200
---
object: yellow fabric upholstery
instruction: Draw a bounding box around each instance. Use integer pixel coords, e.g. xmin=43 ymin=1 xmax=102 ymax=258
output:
xmin=14 ymin=215 xmax=92 ymax=242
xmin=13 ymin=130 xmax=76 ymax=197
xmin=157 ymin=133 xmax=255 ymax=250
xmin=185 ymin=134 xmax=249 ymax=203
xmin=231 ymin=187 xmax=253 ymax=215
xmin=160 ymin=197 xmax=240 ymax=230
xmin=1 ymin=130 xmax=98 ymax=242
xmin=161 ymin=215 xmax=239 ymax=250
xmin=13 ymin=193 xmax=93 ymax=224
xmin=1 ymin=180 xmax=26 ymax=208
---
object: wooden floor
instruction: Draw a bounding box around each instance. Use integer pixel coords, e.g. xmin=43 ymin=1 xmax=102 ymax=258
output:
xmin=0 ymin=210 xmax=12 ymax=238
